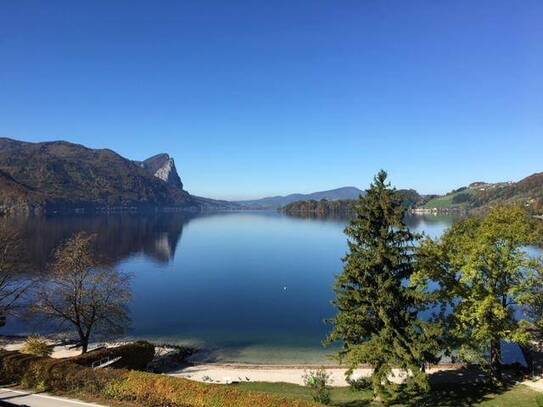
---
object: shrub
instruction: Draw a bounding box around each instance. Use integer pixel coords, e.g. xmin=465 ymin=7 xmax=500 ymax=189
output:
xmin=303 ymin=367 xmax=332 ymax=405
xmin=21 ymin=336 xmax=52 ymax=357
xmin=106 ymin=370 xmax=320 ymax=407
xmin=71 ymin=341 xmax=155 ymax=370
xmin=346 ymin=375 xmax=372 ymax=391
xmin=146 ymin=343 xmax=198 ymax=373
xmin=0 ymin=350 xmax=125 ymax=394
xmin=0 ymin=349 xmax=321 ymax=407
xmin=0 ymin=350 xmax=37 ymax=384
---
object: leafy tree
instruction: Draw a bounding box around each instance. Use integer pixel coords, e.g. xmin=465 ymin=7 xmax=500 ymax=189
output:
xmin=327 ymin=171 xmax=440 ymax=402
xmin=0 ymin=221 xmax=29 ymax=328
xmin=416 ymin=206 xmax=543 ymax=380
xmin=282 ymin=199 xmax=354 ymax=217
xmin=451 ymin=192 xmax=473 ymax=205
xmin=527 ymin=268 xmax=543 ymax=337
xmin=33 ymin=232 xmax=131 ymax=353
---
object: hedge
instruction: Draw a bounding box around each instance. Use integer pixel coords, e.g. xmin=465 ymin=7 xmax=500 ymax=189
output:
xmin=0 ymin=350 xmax=321 ymax=407
xmin=71 ymin=341 xmax=155 ymax=370
xmin=0 ymin=350 xmax=123 ymax=391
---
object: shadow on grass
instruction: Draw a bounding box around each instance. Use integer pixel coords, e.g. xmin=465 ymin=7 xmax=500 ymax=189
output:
xmin=331 ymin=367 xmax=526 ymax=407
xmin=234 ymin=365 xmax=529 ymax=407
xmin=407 ymin=366 xmax=523 ymax=407
xmin=332 ymin=399 xmax=372 ymax=407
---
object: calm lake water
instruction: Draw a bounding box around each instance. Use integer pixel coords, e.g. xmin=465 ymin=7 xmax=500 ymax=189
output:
xmin=3 ymin=211 xmax=468 ymax=364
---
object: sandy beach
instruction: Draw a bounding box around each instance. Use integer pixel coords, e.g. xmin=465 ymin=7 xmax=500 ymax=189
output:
xmin=172 ymin=363 xmax=372 ymax=386
xmin=170 ymin=363 xmax=463 ymax=386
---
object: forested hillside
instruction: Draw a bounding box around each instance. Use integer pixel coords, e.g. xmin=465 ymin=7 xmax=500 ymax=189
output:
xmin=0 ymin=138 xmax=196 ymax=213
xmin=282 ymin=189 xmax=427 ymax=216
xmin=422 ymin=173 xmax=543 ymax=214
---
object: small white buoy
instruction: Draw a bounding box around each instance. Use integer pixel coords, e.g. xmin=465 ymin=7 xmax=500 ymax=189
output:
xmin=283 ymin=286 xmax=288 ymax=291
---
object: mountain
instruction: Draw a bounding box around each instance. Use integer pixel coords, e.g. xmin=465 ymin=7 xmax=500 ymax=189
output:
xmin=0 ymin=138 xmax=197 ymax=213
xmin=420 ymin=172 xmax=543 ymax=213
xmin=0 ymin=168 xmax=47 ymax=212
xmin=235 ymin=186 xmax=365 ymax=209
xmin=136 ymin=153 xmax=183 ymax=190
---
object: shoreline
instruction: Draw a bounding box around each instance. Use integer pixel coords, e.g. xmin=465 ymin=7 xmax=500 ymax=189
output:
xmin=3 ymin=336 xmax=528 ymax=388
xmin=169 ymin=363 xmax=465 ymax=386
xmin=0 ymin=335 xmax=465 ymax=370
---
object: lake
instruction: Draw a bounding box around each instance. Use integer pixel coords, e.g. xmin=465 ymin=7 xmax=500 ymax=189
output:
xmin=2 ymin=211 xmax=467 ymax=364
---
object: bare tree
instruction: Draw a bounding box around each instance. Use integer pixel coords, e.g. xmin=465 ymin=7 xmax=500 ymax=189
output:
xmin=0 ymin=221 xmax=30 ymax=328
xmin=33 ymin=232 xmax=131 ymax=353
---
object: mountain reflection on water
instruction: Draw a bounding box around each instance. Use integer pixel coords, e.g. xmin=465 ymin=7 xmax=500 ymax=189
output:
xmin=5 ymin=211 xmax=462 ymax=273
xmin=4 ymin=212 xmax=192 ymax=272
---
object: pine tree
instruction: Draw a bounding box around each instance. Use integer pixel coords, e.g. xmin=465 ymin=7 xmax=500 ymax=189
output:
xmin=327 ymin=170 xmax=439 ymax=401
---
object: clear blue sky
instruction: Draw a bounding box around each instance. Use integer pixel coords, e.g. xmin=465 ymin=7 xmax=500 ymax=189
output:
xmin=1 ymin=1 xmax=541 ymax=200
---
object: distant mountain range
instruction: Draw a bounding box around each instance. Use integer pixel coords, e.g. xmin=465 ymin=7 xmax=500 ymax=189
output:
xmin=234 ymin=186 xmax=365 ymax=209
xmin=0 ymin=137 xmax=541 ymax=215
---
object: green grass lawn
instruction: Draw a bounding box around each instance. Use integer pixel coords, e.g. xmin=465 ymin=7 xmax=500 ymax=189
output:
xmin=423 ymin=192 xmax=463 ymax=209
xmin=235 ymin=381 xmax=542 ymax=406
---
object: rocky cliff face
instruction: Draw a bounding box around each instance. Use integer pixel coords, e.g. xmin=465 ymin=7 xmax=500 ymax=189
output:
xmin=139 ymin=154 xmax=183 ymax=190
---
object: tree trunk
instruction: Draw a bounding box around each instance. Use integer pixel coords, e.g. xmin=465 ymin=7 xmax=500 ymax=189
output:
xmin=76 ymin=326 xmax=89 ymax=354
xmin=79 ymin=333 xmax=89 ymax=354
xmin=372 ymin=363 xmax=386 ymax=402
xmin=490 ymin=339 xmax=502 ymax=381
xmin=520 ymin=344 xmax=534 ymax=376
